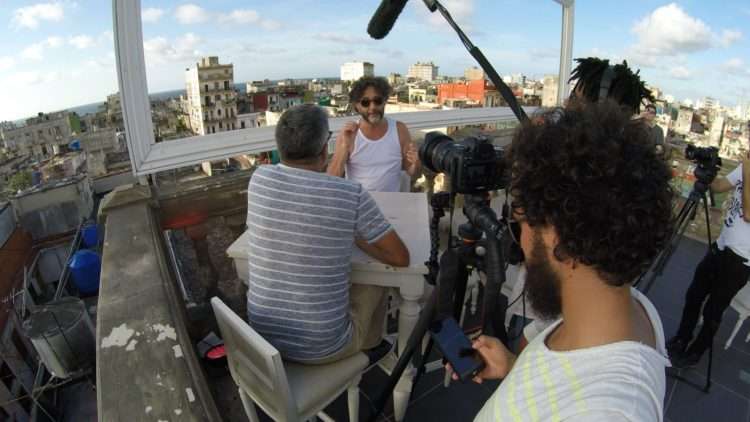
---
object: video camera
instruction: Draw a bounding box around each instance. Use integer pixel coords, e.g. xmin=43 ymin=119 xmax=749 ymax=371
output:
xmin=419 ymin=132 xmax=507 ymax=195
xmin=685 ymin=144 xmax=722 ymax=185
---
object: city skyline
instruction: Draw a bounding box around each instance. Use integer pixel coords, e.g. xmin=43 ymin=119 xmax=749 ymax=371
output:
xmin=0 ymin=0 xmax=749 ymax=121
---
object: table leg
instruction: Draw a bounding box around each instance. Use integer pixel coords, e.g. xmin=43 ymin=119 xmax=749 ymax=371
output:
xmin=392 ymin=289 xmax=422 ymax=422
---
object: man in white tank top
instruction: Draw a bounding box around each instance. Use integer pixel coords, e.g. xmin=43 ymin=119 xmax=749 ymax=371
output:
xmin=327 ymin=76 xmax=420 ymax=192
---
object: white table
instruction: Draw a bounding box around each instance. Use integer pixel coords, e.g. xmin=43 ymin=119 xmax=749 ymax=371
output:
xmin=227 ymin=191 xmax=430 ymax=422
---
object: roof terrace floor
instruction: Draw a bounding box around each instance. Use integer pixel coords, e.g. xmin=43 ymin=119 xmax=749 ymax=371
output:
xmin=207 ymin=237 xmax=750 ymax=422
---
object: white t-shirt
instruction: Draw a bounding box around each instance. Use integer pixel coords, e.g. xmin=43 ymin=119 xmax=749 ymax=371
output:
xmin=717 ymin=164 xmax=750 ymax=265
xmin=475 ymin=289 xmax=670 ymax=422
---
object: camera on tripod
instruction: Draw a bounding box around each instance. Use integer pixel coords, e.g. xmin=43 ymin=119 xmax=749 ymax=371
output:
xmin=685 ymin=144 xmax=722 ymax=185
xmin=419 ymin=131 xmax=507 ymax=195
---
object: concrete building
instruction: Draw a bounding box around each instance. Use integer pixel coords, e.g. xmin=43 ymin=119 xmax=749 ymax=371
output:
xmin=388 ymin=73 xmax=405 ymax=87
xmin=10 ymin=175 xmax=93 ymax=240
xmin=1 ymin=111 xmax=79 ymax=158
xmin=237 ymin=112 xmax=261 ymax=130
xmin=408 ymin=87 xmax=428 ymax=104
xmin=185 ymin=56 xmax=239 ymax=136
xmin=246 ymin=80 xmax=274 ymax=93
xmin=675 ymin=108 xmax=694 ymax=135
xmin=437 ymin=80 xmax=500 ymax=107
xmin=408 ymin=62 xmax=439 ymax=82
xmin=340 ymin=62 xmax=374 ymax=82
xmin=464 ymin=67 xmax=485 ymax=81
xmin=703 ymin=97 xmax=718 ymax=110
xmin=542 ymin=75 xmax=559 ymax=107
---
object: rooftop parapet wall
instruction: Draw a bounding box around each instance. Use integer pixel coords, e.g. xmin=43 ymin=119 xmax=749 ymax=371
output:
xmin=96 ymin=184 xmax=220 ymax=421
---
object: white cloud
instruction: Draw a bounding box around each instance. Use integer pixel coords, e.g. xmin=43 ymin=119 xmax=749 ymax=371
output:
xmin=721 ymin=58 xmax=749 ymax=77
xmin=175 ymin=4 xmax=208 ymax=24
xmin=631 ymin=4 xmax=713 ymax=57
xmin=426 ymin=0 xmax=473 ymax=27
xmin=720 ymin=29 xmax=742 ymax=47
xmin=217 ymin=9 xmax=281 ymax=30
xmin=6 ymin=71 xmax=60 ymax=86
xmin=313 ymin=32 xmax=371 ymax=45
xmin=626 ymin=3 xmax=743 ymax=71
xmin=12 ymin=2 xmax=65 ymax=30
xmin=669 ymin=66 xmax=691 ymax=80
xmin=99 ymin=30 xmax=114 ymax=45
xmin=259 ymin=19 xmax=281 ymax=31
xmin=219 ymin=9 xmax=259 ymax=24
xmin=46 ymin=36 xmax=64 ymax=47
xmin=21 ymin=43 xmax=45 ymax=60
xmin=142 ymin=7 xmax=166 ymax=23
xmin=68 ymin=35 xmax=94 ymax=49
xmin=20 ymin=36 xmax=67 ymax=61
xmin=0 ymin=57 xmax=16 ymax=72
xmin=144 ymin=33 xmax=202 ymax=64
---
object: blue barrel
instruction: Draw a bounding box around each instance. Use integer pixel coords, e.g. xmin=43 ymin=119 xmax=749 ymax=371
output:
xmin=81 ymin=225 xmax=99 ymax=249
xmin=31 ymin=171 xmax=42 ymax=186
xmin=68 ymin=250 xmax=101 ymax=295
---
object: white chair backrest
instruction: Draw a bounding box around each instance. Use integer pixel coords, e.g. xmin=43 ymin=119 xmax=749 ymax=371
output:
xmin=734 ymin=282 xmax=750 ymax=311
xmin=210 ymin=297 xmax=296 ymax=420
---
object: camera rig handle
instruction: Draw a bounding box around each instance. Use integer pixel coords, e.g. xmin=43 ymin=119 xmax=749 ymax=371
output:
xmin=422 ymin=0 xmax=529 ymax=124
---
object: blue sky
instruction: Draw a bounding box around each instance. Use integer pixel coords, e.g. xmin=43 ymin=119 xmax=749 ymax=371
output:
xmin=0 ymin=0 xmax=748 ymax=121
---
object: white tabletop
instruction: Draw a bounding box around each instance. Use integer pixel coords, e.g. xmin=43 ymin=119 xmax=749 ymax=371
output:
xmin=351 ymin=191 xmax=430 ymax=275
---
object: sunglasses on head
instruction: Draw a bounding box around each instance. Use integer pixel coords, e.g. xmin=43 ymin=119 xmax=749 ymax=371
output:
xmin=359 ymin=97 xmax=384 ymax=108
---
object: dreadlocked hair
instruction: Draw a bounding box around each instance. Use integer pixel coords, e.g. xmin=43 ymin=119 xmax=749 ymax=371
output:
xmin=569 ymin=57 xmax=654 ymax=115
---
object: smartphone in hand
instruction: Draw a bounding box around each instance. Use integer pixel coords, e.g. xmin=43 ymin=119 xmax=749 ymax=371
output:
xmin=429 ymin=317 xmax=485 ymax=382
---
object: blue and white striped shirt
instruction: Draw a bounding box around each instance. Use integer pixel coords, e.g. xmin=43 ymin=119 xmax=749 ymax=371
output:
xmin=245 ymin=164 xmax=392 ymax=361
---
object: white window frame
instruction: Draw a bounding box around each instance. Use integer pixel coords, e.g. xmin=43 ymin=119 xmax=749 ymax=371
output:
xmin=113 ymin=0 xmax=570 ymax=176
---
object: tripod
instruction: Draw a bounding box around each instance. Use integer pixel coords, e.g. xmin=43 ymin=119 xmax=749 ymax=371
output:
xmin=635 ymin=177 xmax=715 ymax=393
xmin=367 ymin=193 xmax=508 ymax=422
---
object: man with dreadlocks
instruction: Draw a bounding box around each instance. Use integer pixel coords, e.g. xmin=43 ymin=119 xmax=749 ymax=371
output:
xmin=514 ymin=57 xmax=661 ymax=352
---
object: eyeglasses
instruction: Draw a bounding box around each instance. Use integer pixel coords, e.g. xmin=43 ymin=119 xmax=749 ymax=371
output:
xmin=359 ymin=97 xmax=384 ymax=108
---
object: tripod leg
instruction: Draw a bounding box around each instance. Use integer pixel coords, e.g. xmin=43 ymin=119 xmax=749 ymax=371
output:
xmin=704 ymin=340 xmax=713 ymax=393
xmin=702 ymin=193 xmax=713 ymax=244
xmin=640 ymin=199 xmax=697 ymax=294
xmin=368 ymin=249 xmax=461 ymax=422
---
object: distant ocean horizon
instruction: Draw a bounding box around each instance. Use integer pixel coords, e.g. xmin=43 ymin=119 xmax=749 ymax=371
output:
xmin=33 ymin=82 xmax=252 ymax=121
xmin=16 ymin=76 xmax=340 ymax=123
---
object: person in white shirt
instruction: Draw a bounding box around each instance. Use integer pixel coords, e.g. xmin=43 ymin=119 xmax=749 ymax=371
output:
xmin=447 ymin=101 xmax=674 ymax=421
xmin=327 ymin=76 xmax=420 ymax=192
xmin=668 ymin=144 xmax=750 ymax=368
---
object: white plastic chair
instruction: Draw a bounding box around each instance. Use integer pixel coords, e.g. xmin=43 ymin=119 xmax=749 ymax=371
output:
xmin=724 ymin=282 xmax=750 ymax=350
xmin=211 ymin=297 xmax=369 ymax=422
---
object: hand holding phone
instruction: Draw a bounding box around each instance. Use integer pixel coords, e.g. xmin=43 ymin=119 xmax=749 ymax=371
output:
xmin=429 ymin=318 xmax=485 ymax=382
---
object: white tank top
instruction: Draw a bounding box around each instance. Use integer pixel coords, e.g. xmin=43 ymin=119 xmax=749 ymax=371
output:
xmin=346 ymin=117 xmax=403 ymax=192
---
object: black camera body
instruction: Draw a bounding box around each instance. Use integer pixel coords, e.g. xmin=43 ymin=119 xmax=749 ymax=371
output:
xmin=685 ymin=144 xmax=722 ymax=185
xmin=419 ymin=132 xmax=506 ymax=194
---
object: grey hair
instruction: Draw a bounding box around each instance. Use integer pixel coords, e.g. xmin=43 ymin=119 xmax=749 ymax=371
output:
xmin=275 ymin=105 xmax=329 ymax=162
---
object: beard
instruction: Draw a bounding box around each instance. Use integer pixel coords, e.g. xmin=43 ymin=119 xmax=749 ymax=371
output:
xmin=358 ymin=108 xmax=384 ymax=125
xmin=524 ymin=231 xmax=563 ymax=321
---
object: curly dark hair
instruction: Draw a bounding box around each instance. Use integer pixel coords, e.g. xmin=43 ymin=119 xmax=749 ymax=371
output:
xmin=569 ymin=57 xmax=654 ymax=115
xmin=349 ymin=76 xmax=392 ymax=103
xmin=509 ymin=100 xmax=674 ymax=286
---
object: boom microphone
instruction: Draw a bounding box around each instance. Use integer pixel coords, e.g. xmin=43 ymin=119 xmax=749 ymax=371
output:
xmin=367 ymin=0 xmax=409 ymax=39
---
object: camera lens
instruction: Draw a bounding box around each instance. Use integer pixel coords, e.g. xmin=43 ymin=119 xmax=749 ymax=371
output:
xmin=419 ymin=132 xmax=460 ymax=175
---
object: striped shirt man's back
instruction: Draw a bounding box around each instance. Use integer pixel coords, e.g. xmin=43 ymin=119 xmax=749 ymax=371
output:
xmin=245 ymin=164 xmax=392 ymax=362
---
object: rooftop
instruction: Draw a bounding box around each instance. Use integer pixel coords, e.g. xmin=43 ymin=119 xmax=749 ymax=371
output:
xmin=93 ymin=170 xmax=750 ymax=421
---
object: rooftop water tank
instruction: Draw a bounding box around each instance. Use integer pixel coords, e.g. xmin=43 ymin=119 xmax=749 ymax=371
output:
xmin=23 ymin=297 xmax=95 ymax=379
xmin=69 ymin=250 xmax=101 ymax=295
xmin=81 ymin=224 xmax=99 ymax=249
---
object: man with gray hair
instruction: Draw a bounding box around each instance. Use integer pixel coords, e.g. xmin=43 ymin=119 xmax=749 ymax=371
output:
xmin=245 ymin=104 xmax=410 ymax=365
